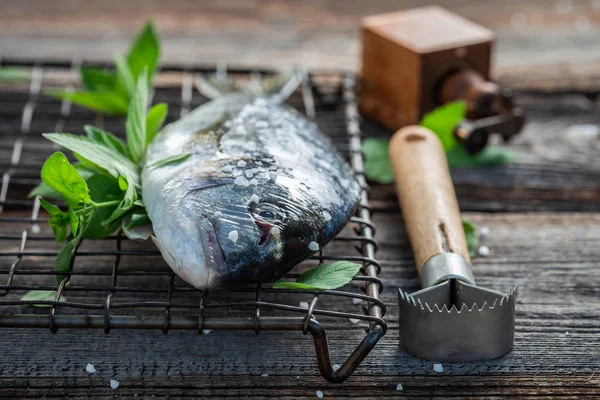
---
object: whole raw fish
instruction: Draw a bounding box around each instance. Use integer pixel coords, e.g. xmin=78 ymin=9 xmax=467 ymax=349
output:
xmin=141 ymin=74 xmax=360 ymax=289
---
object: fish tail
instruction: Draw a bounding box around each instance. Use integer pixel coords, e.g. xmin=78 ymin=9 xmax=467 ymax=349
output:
xmin=196 ymin=66 xmax=305 ymax=103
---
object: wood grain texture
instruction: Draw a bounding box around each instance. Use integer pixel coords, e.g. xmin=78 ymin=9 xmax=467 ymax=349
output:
xmin=0 ymin=212 xmax=598 ymax=397
xmin=390 ymin=126 xmax=470 ymax=272
xmin=2 ymin=0 xmax=600 ymax=92
xmin=0 ymin=1 xmax=599 ymax=396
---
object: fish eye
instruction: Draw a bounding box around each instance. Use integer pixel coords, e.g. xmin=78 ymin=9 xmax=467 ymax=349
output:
xmin=259 ymin=210 xmax=275 ymax=219
xmin=252 ymin=203 xmax=284 ymax=222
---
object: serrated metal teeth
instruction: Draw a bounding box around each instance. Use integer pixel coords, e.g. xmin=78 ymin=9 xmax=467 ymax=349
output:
xmin=398 ymin=286 xmax=517 ymax=313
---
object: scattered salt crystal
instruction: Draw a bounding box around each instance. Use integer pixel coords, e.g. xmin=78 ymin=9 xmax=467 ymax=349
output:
xmin=566 ymin=124 xmax=599 ymax=140
xmin=202 ymin=329 xmax=212 ymax=335
xmin=228 ymin=230 xmax=239 ymax=243
xmin=316 ymin=390 xmax=324 ymax=399
xmin=86 ymin=363 xmax=97 ymax=374
xmin=349 ymin=318 xmax=361 ymax=325
xmin=236 ymin=125 xmax=247 ymax=135
xmin=245 ymin=170 xmax=254 ymax=178
xmin=214 ymin=211 xmax=222 ymax=217
xmin=433 ymin=363 xmax=444 ymax=373
xmin=299 ymin=301 xmax=310 ymax=309
xmin=223 ymin=165 xmax=233 ymax=172
xmin=234 ymin=176 xmax=250 ymax=187
xmin=271 ymin=226 xmax=281 ymax=235
xmin=352 ymin=298 xmax=363 ymax=305
xmin=110 ymin=380 xmax=120 ymax=389
xmin=333 ymin=364 xmax=341 ymax=371
xmin=308 ymin=241 xmax=319 ymax=251
xmin=396 ymin=383 xmax=403 ymax=391
xmin=255 ymin=121 xmax=269 ymax=129
xmin=232 ymin=169 xmax=243 ymax=177
xmin=477 ymin=245 xmax=490 ymax=257
xmin=479 ymin=226 xmax=490 ymax=238
xmin=261 ymin=373 xmax=269 ymax=377
xmin=31 ymin=224 xmax=41 ymax=234
xmin=237 ymin=160 xmax=247 ymax=168
xmin=223 ymin=120 xmax=232 ymax=128
xmin=322 ymin=211 xmax=332 ymax=222
xmin=340 ymin=179 xmax=350 ymax=188
xmin=249 ymin=178 xmax=259 ymax=186
xmin=250 ymin=194 xmax=260 ymax=203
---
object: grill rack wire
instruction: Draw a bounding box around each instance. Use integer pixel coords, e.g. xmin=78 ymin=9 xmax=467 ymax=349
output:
xmin=0 ymin=59 xmax=387 ymax=383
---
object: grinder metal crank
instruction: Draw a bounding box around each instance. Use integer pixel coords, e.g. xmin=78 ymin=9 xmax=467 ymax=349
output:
xmin=360 ymin=6 xmax=525 ymax=154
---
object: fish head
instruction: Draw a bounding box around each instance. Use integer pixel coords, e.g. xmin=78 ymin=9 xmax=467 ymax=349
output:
xmin=177 ymin=160 xmax=360 ymax=288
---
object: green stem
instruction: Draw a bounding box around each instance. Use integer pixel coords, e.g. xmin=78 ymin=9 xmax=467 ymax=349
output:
xmin=91 ymin=200 xmax=121 ymax=208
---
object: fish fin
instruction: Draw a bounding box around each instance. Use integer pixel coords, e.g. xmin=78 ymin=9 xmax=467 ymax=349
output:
xmin=184 ymin=113 xmax=230 ymax=150
xmin=195 ymin=68 xmax=304 ymax=103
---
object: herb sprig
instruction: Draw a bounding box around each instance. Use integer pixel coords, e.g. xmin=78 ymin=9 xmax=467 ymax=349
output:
xmin=273 ymin=261 xmax=362 ymax=290
xmin=33 ymin=70 xmax=168 ymax=285
xmin=362 ymin=100 xmax=517 ymax=185
xmin=46 ymin=22 xmax=160 ymax=116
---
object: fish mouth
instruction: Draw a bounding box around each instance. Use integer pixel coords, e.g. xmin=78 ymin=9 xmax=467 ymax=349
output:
xmin=198 ymin=218 xmax=228 ymax=278
xmin=255 ymin=220 xmax=272 ymax=246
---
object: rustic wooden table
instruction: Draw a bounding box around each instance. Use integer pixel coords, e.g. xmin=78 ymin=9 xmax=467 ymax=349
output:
xmin=0 ymin=1 xmax=599 ymax=398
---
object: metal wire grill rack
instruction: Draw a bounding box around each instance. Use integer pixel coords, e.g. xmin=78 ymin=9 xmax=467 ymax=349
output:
xmin=0 ymin=59 xmax=386 ymax=383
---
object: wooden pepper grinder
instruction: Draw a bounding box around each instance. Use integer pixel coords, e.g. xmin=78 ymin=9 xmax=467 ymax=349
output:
xmin=360 ymin=6 xmax=525 ymax=154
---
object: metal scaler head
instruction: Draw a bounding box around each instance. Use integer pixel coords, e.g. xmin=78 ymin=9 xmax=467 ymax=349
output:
xmin=389 ymin=126 xmax=517 ymax=362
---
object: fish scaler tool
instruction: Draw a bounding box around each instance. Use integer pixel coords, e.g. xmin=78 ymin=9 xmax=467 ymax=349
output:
xmin=389 ymin=125 xmax=517 ymax=362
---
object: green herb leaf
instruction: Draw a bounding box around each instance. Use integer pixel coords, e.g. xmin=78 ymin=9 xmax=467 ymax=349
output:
xmin=20 ymin=290 xmax=67 ymax=307
xmin=420 ymin=100 xmax=467 ymax=152
xmin=81 ymin=174 xmax=123 ymax=239
xmin=29 ymin=165 xmax=94 ymax=200
xmin=0 ymin=67 xmax=29 ymax=81
xmin=146 ymin=103 xmax=168 ymax=144
xmin=126 ymin=21 xmax=160 ymax=84
xmin=67 ymin=206 xmax=82 ymax=236
xmin=106 ymin=177 xmax=139 ymax=225
xmin=125 ymin=69 xmax=149 ymax=163
xmin=122 ymin=212 xmax=153 ymax=240
xmin=45 ymin=89 xmax=129 ymax=115
xmin=29 ymin=181 xmax=63 ymax=200
xmin=148 ymin=153 xmax=192 ymax=169
xmin=80 ymin=67 xmax=116 ymax=92
xmin=462 ymin=218 xmax=479 ymax=258
xmin=40 ymin=152 xmax=91 ymax=205
xmin=124 ymin=212 xmax=150 ymax=229
xmin=55 ymin=235 xmax=81 ymax=284
xmin=446 ymin=145 xmax=518 ymax=168
xmin=84 ymin=125 xmax=128 ymax=157
xmin=42 ymin=134 xmax=140 ymax=185
xmin=273 ymin=261 xmax=362 ymax=290
xmin=39 ymin=198 xmax=69 ymax=242
xmin=361 ymin=138 xmax=394 ymax=184
xmin=118 ymin=175 xmax=129 ymax=191
xmin=114 ymin=54 xmax=135 ymax=99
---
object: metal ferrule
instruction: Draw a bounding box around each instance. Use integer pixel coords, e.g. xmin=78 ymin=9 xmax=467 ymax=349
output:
xmin=420 ymin=253 xmax=475 ymax=288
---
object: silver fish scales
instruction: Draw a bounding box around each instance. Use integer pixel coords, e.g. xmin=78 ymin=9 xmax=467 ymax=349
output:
xmin=142 ymin=74 xmax=360 ymax=289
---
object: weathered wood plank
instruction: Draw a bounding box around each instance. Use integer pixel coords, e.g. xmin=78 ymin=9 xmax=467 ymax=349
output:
xmin=0 ymin=212 xmax=598 ymax=397
xmin=2 ymin=0 xmax=600 ymax=92
xmin=1 ymin=82 xmax=599 ymax=213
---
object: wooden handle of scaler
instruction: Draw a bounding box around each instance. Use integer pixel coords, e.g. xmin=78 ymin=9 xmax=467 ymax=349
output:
xmin=389 ymin=126 xmax=471 ymax=275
